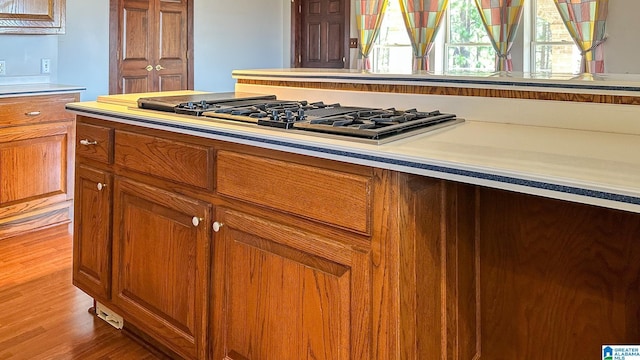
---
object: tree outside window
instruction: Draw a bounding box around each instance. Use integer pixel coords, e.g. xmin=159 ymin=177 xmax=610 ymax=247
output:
xmin=446 ymin=0 xmax=495 ymax=72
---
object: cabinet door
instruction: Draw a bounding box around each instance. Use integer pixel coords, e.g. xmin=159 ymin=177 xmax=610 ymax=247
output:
xmin=73 ymin=165 xmax=112 ymax=301
xmin=112 ymin=178 xmax=211 ymax=360
xmin=0 ymin=0 xmax=65 ymax=34
xmin=211 ymin=208 xmax=371 ymax=360
xmin=0 ymin=122 xmax=70 ymax=207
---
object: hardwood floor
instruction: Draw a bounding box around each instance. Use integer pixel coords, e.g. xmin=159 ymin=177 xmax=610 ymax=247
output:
xmin=0 ymin=225 xmax=159 ymax=359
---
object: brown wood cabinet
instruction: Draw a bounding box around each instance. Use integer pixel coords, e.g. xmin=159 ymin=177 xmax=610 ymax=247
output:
xmin=0 ymin=0 xmax=66 ymax=34
xmin=73 ymin=115 xmax=640 ymax=360
xmin=0 ymin=92 xmax=78 ymax=239
xmin=112 ymin=178 xmax=211 ymax=360
xmin=211 ymin=208 xmax=371 ymax=360
xmin=73 ymin=164 xmax=112 ymax=301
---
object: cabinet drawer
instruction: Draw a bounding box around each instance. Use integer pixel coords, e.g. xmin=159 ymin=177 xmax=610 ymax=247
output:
xmin=115 ymin=130 xmax=213 ymax=190
xmin=217 ymin=150 xmax=372 ymax=234
xmin=76 ymin=123 xmax=114 ymax=164
xmin=0 ymin=94 xmax=77 ymax=127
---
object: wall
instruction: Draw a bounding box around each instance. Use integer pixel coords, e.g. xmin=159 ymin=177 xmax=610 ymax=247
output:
xmin=2 ymin=0 xmax=288 ymax=101
xmin=193 ymin=0 xmax=288 ymax=92
xmin=58 ymin=0 xmax=109 ymax=101
xmin=0 ymin=35 xmax=57 ymax=84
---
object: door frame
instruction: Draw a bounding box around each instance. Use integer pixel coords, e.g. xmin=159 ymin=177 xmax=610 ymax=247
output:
xmin=108 ymin=0 xmax=194 ymax=94
xmin=290 ymin=0 xmax=350 ymax=68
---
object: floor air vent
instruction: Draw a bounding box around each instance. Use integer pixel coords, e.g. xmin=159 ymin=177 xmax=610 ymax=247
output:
xmin=96 ymin=302 xmax=124 ymax=329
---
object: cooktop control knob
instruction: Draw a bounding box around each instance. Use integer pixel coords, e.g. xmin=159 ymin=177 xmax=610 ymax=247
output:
xmin=298 ymin=108 xmax=305 ymax=120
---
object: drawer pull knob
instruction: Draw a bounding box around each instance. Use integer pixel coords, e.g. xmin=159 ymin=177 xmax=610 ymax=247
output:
xmin=25 ymin=111 xmax=41 ymax=116
xmin=97 ymin=182 xmax=106 ymax=191
xmin=212 ymin=221 xmax=224 ymax=232
xmin=80 ymin=139 xmax=98 ymax=146
xmin=192 ymin=217 xmax=204 ymax=227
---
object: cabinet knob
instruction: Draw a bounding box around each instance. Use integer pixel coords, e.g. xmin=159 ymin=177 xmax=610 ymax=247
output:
xmin=192 ymin=216 xmax=204 ymax=227
xmin=155 ymin=64 xmax=165 ymax=71
xmin=25 ymin=111 xmax=41 ymax=116
xmin=80 ymin=139 xmax=98 ymax=146
xmin=97 ymin=182 xmax=106 ymax=191
xmin=145 ymin=65 xmax=153 ymax=72
xmin=212 ymin=221 xmax=224 ymax=232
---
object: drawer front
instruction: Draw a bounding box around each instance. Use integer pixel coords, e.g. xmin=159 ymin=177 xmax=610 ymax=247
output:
xmin=217 ymin=150 xmax=372 ymax=234
xmin=0 ymin=94 xmax=78 ymax=127
xmin=115 ymin=130 xmax=213 ymax=190
xmin=76 ymin=123 xmax=114 ymax=164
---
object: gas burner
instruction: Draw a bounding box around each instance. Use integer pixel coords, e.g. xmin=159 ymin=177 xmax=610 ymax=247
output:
xmin=137 ymin=93 xmax=464 ymax=144
xmin=293 ymin=109 xmax=459 ymax=142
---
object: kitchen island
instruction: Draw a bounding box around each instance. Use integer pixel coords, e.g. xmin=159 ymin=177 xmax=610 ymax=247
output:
xmin=66 ymin=81 xmax=640 ymax=359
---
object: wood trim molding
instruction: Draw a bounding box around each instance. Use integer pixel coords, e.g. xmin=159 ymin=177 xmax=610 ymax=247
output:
xmin=236 ymin=78 xmax=640 ymax=105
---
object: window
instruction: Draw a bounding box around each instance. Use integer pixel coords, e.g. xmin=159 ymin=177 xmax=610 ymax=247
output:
xmin=532 ymin=0 xmax=580 ymax=73
xmin=445 ymin=0 xmax=495 ymax=72
xmin=369 ymin=0 xmax=581 ymax=74
xmin=370 ymin=0 xmax=412 ymax=73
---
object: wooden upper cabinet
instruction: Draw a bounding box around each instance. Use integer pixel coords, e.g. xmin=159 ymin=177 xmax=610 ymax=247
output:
xmin=0 ymin=0 xmax=66 ymax=34
xmin=110 ymin=0 xmax=193 ymax=94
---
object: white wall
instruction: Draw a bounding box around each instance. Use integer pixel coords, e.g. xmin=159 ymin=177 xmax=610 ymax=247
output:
xmin=0 ymin=35 xmax=58 ymax=82
xmin=604 ymin=0 xmax=640 ymax=74
xmin=58 ymin=0 xmax=109 ymax=101
xmin=193 ymin=0 xmax=288 ymax=92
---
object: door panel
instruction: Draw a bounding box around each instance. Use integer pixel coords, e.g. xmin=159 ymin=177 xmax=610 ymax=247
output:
xmin=0 ymin=131 xmax=67 ymax=205
xmin=156 ymin=1 xmax=188 ymax=91
xmin=299 ymin=0 xmax=348 ymax=68
xmin=307 ymin=22 xmax=321 ymax=62
xmin=122 ymin=76 xmax=150 ymax=95
xmin=110 ymin=0 xmax=192 ymax=94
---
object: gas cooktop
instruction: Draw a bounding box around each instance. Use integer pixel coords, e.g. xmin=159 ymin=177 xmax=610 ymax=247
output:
xmin=137 ymin=92 xmax=463 ymax=144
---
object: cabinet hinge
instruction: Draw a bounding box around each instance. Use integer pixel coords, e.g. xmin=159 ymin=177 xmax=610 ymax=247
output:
xmin=299 ymin=4 xmax=302 ymax=12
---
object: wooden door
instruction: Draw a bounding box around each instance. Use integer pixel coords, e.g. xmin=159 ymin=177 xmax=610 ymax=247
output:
xmin=109 ymin=0 xmax=193 ymax=94
xmin=73 ymin=165 xmax=112 ymax=301
xmin=112 ymin=178 xmax=211 ymax=359
xmin=211 ymin=208 xmax=371 ymax=360
xmin=293 ymin=0 xmax=349 ymax=68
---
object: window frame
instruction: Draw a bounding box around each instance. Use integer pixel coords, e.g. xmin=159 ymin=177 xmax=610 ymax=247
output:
xmin=443 ymin=0 xmax=496 ymax=73
xmin=529 ymin=0 xmax=580 ymax=74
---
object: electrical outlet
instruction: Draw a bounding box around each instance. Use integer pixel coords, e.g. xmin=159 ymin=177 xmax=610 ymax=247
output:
xmin=41 ymin=58 xmax=50 ymax=74
xmin=0 ymin=61 xmax=5 ymax=76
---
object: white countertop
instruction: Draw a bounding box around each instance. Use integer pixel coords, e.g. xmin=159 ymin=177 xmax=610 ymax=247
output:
xmin=0 ymin=83 xmax=85 ymax=97
xmin=233 ymin=68 xmax=640 ymax=96
xmin=67 ymin=91 xmax=640 ymax=214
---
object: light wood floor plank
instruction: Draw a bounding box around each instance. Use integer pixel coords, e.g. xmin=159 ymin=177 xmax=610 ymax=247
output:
xmin=0 ymin=226 xmax=160 ymax=359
